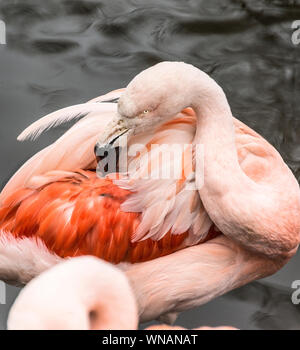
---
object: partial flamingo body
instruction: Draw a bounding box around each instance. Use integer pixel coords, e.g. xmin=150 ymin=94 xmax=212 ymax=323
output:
xmin=7 ymin=257 xmax=138 ymax=330
xmin=7 ymin=256 xmax=236 ymax=330
xmin=146 ymin=325 xmax=237 ymax=330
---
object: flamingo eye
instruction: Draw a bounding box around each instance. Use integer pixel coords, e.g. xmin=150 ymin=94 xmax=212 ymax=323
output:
xmin=143 ymin=110 xmax=150 ymax=114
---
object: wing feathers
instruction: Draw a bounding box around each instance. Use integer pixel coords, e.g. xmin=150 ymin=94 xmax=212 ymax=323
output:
xmin=17 ymin=103 xmax=116 ymax=141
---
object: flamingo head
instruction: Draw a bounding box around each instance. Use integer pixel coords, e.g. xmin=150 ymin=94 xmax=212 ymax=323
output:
xmin=95 ymin=61 xmax=195 ymax=152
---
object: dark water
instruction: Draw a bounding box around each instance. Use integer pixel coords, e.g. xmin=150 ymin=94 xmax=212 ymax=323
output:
xmin=0 ymin=0 xmax=300 ymax=329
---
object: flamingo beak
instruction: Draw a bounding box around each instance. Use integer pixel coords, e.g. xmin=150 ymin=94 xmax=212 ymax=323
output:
xmin=94 ymin=128 xmax=129 ymax=162
xmin=94 ymin=119 xmax=131 ymax=175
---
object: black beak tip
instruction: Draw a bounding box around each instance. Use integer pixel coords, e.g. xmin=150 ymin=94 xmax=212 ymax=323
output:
xmin=94 ymin=142 xmax=122 ymax=175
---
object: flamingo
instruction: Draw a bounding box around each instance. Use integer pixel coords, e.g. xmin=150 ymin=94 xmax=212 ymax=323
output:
xmin=7 ymin=257 xmax=138 ymax=330
xmin=7 ymin=256 xmax=236 ymax=330
xmin=0 ymin=61 xmax=299 ymax=324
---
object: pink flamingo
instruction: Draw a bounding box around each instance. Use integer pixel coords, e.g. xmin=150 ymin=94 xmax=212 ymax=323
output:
xmin=7 ymin=257 xmax=138 ymax=330
xmin=0 ymin=61 xmax=299 ymax=324
xmin=7 ymin=256 xmax=236 ymax=330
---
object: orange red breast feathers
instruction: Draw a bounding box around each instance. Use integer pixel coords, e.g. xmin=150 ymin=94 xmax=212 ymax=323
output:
xmin=0 ymin=170 xmax=218 ymax=264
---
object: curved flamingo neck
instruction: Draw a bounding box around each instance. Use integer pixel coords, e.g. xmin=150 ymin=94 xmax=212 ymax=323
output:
xmin=189 ymin=71 xmax=243 ymax=191
xmin=186 ymin=68 xmax=300 ymax=259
